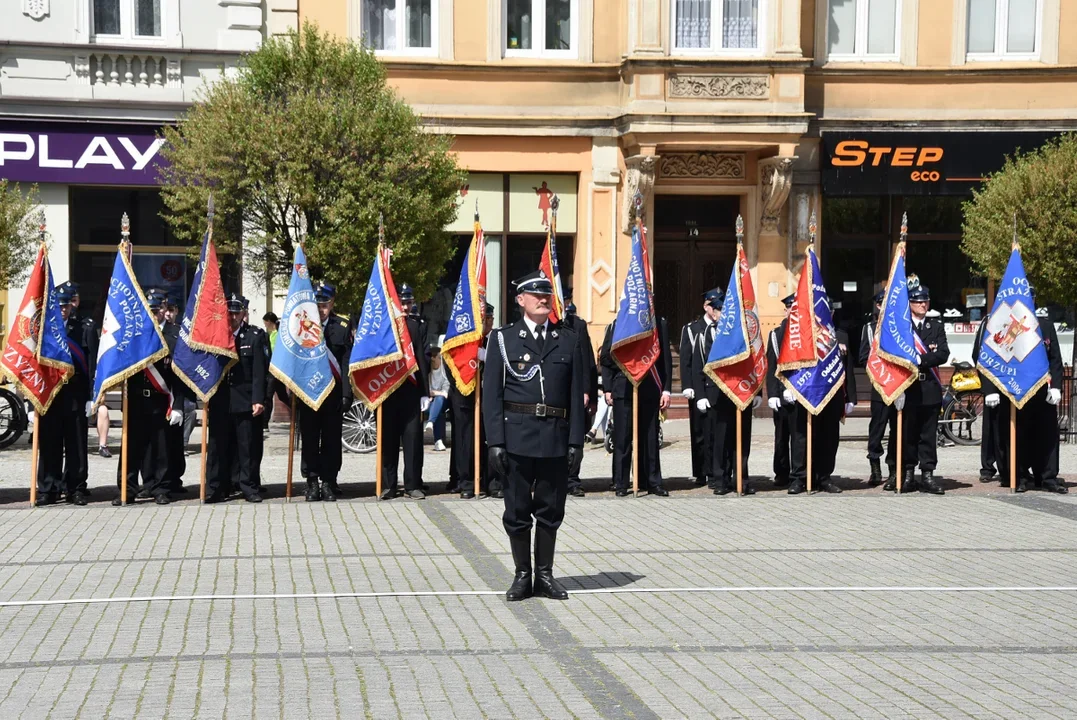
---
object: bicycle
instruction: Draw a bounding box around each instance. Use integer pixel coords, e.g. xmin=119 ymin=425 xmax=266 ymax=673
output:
xmin=0 ymin=385 xmax=27 ymax=450
xmin=341 ymin=399 xmax=378 ymax=453
xmin=938 ymin=361 xmax=983 ymax=447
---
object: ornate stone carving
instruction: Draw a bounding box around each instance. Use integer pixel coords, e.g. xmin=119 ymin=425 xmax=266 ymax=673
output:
xmin=668 ymin=74 xmax=770 ymax=100
xmin=74 ymin=55 xmax=90 ymax=85
xmin=589 ymin=258 xmax=613 ymax=297
xmin=659 ymin=153 xmax=745 ymax=181
xmin=623 ymin=155 xmax=658 ymax=233
xmin=759 ymin=157 xmax=796 ymax=233
xmin=22 ymin=0 xmax=49 ymax=20
xmin=166 ymin=59 xmax=182 ymax=88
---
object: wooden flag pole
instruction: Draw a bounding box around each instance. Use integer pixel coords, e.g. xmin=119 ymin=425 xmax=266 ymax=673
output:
xmin=896 ymin=409 xmax=903 ymax=494
xmin=29 ymin=417 xmax=39 ymax=507
xmin=120 ymin=380 xmax=129 ymax=505
xmin=632 ymin=385 xmax=640 ymax=497
xmin=285 ymin=395 xmax=296 ymax=501
xmin=735 ymin=408 xmax=743 ymax=496
xmin=806 ymin=413 xmax=813 ymax=494
xmin=1009 ymin=403 xmax=1017 ymax=493
xmin=473 ymin=381 xmax=482 ymax=498
xmin=199 ymin=404 xmax=209 ymax=503
xmin=376 ymin=405 xmax=384 ymax=499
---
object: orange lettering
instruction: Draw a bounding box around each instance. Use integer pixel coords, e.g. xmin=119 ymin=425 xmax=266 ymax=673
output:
xmin=832 ymin=140 xmax=868 ymax=166
xmin=892 ymin=148 xmax=917 ymax=167
xmin=916 ymin=147 xmax=944 ymax=166
xmin=867 ymin=147 xmax=892 ymax=166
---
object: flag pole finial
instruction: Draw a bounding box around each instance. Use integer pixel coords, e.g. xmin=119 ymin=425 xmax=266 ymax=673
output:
xmin=120 ymin=212 xmax=130 ymax=242
xmin=808 ymin=210 xmax=817 ymax=244
xmin=37 ymin=210 xmax=46 ymax=242
xmin=735 ymin=214 xmax=744 ymax=245
xmin=900 ymin=211 xmax=908 ymax=243
xmin=207 ymin=194 xmax=215 ymax=224
xmin=473 ymin=199 xmax=479 ymax=223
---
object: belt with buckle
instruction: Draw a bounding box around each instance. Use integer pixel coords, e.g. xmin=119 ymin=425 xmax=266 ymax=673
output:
xmin=918 ymin=373 xmax=926 ymax=382
xmin=505 ymin=402 xmax=567 ymax=418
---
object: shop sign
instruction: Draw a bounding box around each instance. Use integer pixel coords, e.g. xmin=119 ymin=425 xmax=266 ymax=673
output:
xmin=447 ymin=173 xmax=505 ymax=233
xmin=0 ymin=122 xmax=166 ymax=186
xmin=508 ymin=174 xmax=577 ymax=233
xmin=822 ymin=131 xmax=1059 ymax=196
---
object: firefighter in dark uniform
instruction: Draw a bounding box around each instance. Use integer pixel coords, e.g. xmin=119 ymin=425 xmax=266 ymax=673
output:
xmin=161 ymin=291 xmax=188 ymax=496
xmin=860 ymin=290 xmax=898 ymax=488
xmin=972 ymin=318 xmax=999 ymax=483
xmin=35 ymin=283 xmax=92 ymax=506
xmin=483 ymin=270 xmax=586 ymax=601
xmin=599 ymin=313 xmax=672 ymax=497
xmin=241 ymin=296 xmax=270 ymax=492
xmin=977 ymin=303 xmax=1066 ymax=493
xmin=679 ymin=291 xmax=713 ymax=486
xmin=299 ymin=283 xmax=352 ymax=502
xmin=113 ymin=290 xmax=182 ymax=506
xmin=895 ymin=277 xmax=948 ymax=494
xmin=379 ymin=283 xmax=431 ymax=500
xmin=448 ymin=303 xmax=497 ymax=499
xmin=205 ymin=294 xmax=269 ymax=503
xmin=766 ymin=294 xmax=795 ymax=488
xmin=561 ymin=291 xmax=597 ymax=497
xmin=58 ymin=281 xmax=106 ymax=480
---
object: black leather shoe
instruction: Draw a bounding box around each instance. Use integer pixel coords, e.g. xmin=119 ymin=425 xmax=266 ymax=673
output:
xmin=1015 ymin=477 xmax=1027 ymax=493
xmin=68 ymin=490 xmax=89 ymax=506
xmin=98 ymin=446 xmax=112 ymax=458
xmin=154 ymin=493 xmax=171 ymax=505
xmin=569 ymin=486 xmax=585 ymax=498
xmin=460 ymin=490 xmax=475 ymax=499
xmin=692 ymin=476 xmax=707 ymax=487
xmin=506 ymin=571 xmax=533 ymax=601
xmin=714 ymin=480 xmax=732 ymax=496
xmin=901 ymin=468 xmax=917 ymax=493
xmin=1043 ymin=479 xmax=1068 ymax=494
xmin=787 ymin=480 xmax=806 ymax=495
xmin=979 ymin=472 xmax=996 ymax=483
xmin=615 ymin=488 xmax=630 ymax=497
xmin=379 ymin=488 xmax=395 ymax=501
xmin=136 ymin=488 xmax=151 ymax=499
xmin=741 ymin=482 xmax=756 ymax=496
xmin=305 ymin=478 xmax=322 ymax=502
xmin=534 ymin=571 xmax=569 ymax=600
xmin=490 ymin=488 xmax=504 ymax=499
xmin=534 ymin=527 xmax=568 ymax=600
xmin=244 ymin=493 xmax=263 ymax=503
xmin=321 ymin=483 xmax=338 ymax=502
xmin=35 ymin=492 xmax=58 ymax=507
xmin=651 ymin=486 xmax=669 ymax=497
xmin=919 ymin=470 xmax=944 ymax=495
xmin=506 ymin=534 xmax=532 ymax=601
xmin=868 ymin=459 xmax=883 ymax=487
xmin=819 ymin=479 xmax=843 ymax=494
xmin=111 ymin=495 xmax=135 ymax=506
xmin=204 ymin=494 xmax=226 ymax=504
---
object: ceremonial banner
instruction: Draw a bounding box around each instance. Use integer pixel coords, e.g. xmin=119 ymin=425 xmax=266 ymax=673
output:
xmin=91 ymin=243 xmax=168 ymax=407
xmin=270 ymin=246 xmax=336 ymax=410
xmin=976 ymin=246 xmax=1050 ymax=409
xmin=867 ymin=243 xmax=919 ymax=404
xmin=538 ymin=224 xmax=565 ymax=325
xmin=705 ymin=242 xmax=767 ymax=410
xmin=778 ymin=246 xmax=845 ymax=415
xmin=349 ymin=246 xmax=417 ymax=410
xmin=172 ymin=229 xmax=237 ymax=401
xmin=610 ymin=223 xmax=661 ymax=385
xmin=441 ymin=223 xmax=487 ymax=395
xmin=0 ymin=245 xmax=74 ymax=414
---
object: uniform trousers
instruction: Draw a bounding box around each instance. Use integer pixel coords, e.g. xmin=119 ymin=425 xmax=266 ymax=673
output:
xmin=980 ymin=403 xmax=998 ymax=477
xmin=37 ymin=404 xmax=87 ymax=497
xmin=611 ymin=390 xmax=662 ymax=491
xmin=772 ymin=404 xmax=794 ymax=480
xmin=379 ymin=383 xmax=423 ymax=493
xmin=901 ymin=400 xmax=940 ymax=471
xmin=993 ymin=390 xmax=1059 ymax=483
xmin=503 ymin=453 xmax=567 ymax=536
xmin=866 ymin=398 xmax=899 ymax=468
xmin=688 ymin=402 xmax=706 ymax=480
xmin=707 ymin=398 xmax=752 ymax=483
xmin=299 ymin=392 xmax=343 ymax=486
xmin=165 ymin=417 xmax=186 ymax=491
xmin=117 ymin=398 xmax=169 ymax=497
xmin=789 ymin=399 xmax=843 ymax=484
xmin=205 ymin=400 xmax=260 ymax=499
xmin=448 ymin=388 xmax=495 ymax=492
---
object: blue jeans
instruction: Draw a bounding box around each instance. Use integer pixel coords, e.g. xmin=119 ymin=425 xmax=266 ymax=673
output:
xmin=429 ymin=395 xmax=447 ymax=442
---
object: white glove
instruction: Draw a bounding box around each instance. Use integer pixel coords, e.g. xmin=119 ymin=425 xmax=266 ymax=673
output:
xmin=914 ymin=354 xmax=922 ymax=366
xmin=782 ymin=389 xmax=795 ymax=404
xmin=696 ymin=399 xmax=711 ymax=413
xmin=420 ymin=397 xmax=431 ymax=412
xmin=768 ymin=397 xmax=782 ymax=412
xmin=751 ymin=396 xmax=762 ymax=410
xmin=894 ymin=393 xmax=905 ymax=411
xmin=1047 ymin=388 xmax=1061 ymax=406
xmin=985 ymin=393 xmax=1000 ymax=408
xmin=682 ymin=388 xmax=695 ymax=400
xmin=168 ymin=409 xmax=183 ymax=426
xmin=85 ymin=401 xmax=94 ymax=418
xmin=477 ymin=348 xmax=486 ymax=363
xmin=844 ymin=402 xmax=855 ymax=416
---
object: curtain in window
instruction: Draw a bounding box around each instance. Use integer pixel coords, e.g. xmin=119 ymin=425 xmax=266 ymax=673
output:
xmin=675 ymin=0 xmax=711 ymax=49
xmin=507 ymin=0 xmax=533 ymax=50
xmin=363 ymin=0 xmax=397 ymax=50
xmin=92 ymin=0 xmax=121 ymax=35
xmin=135 ymin=0 xmax=162 ymax=37
xmin=1007 ymin=0 xmax=1036 ymax=53
xmin=722 ymin=0 xmax=758 ymax=49
xmin=866 ymin=0 xmax=897 ymax=54
xmin=406 ymin=0 xmax=432 ymax=47
xmin=545 ymin=0 xmax=572 ymax=50
xmin=966 ymin=0 xmax=996 ymax=53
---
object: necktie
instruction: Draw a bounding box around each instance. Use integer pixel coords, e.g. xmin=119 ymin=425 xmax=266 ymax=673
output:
xmin=536 ymin=324 xmax=546 ymax=354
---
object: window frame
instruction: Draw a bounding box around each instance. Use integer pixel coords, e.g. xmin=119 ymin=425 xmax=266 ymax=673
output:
xmin=824 ymin=0 xmax=902 ymax=63
xmin=965 ymin=0 xmax=1043 ymax=62
xmin=502 ymin=0 xmax=580 ymax=59
xmin=90 ymin=0 xmax=167 ymax=45
xmin=360 ymin=0 xmax=440 ymax=57
xmin=670 ymin=0 xmax=766 ymax=57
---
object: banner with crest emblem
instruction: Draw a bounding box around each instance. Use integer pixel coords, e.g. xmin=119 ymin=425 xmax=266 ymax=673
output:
xmin=867 ymin=242 xmax=919 ymax=404
xmin=705 ymin=239 xmax=767 ymax=410
xmin=611 ymin=222 xmax=661 ymax=385
xmin=441 ymin=222 xmax=486 ymax=395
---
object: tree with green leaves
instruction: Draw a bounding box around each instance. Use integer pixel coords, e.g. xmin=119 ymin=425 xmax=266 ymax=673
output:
xmin=0 ymin=181 xmax=42 ymax=290
xmin=158 ymin=23 xmax=464 ymax=309
xmin=962 ymin=132 xmax=1077 ymax=365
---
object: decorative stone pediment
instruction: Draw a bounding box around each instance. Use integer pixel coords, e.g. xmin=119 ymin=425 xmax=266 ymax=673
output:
xmin=23 ymin=0 xmax=49 ymax=20
xmin=659 ymin=152 xmax=745 ymax=181
xmin=759 ymin=157 xmax=796 ymax=233
xmin=668 ymin=74 xmax=770 ymax=100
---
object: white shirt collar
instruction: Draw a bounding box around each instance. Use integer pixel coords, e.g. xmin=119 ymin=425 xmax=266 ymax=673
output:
xmin=522 ymin=316 xmax=548 ymax=338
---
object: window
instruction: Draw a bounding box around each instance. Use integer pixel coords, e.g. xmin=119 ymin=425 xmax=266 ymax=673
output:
xmin=92 ymin=0 xmax=163 ymax=40
xmin=967 ymin=0 xmax=1041 ymax=60
xmin=826 ymin=0 xmax=900 ymax=61
xmin=361 ymin=0 xmax=436 ymax=54
xmin=505 ymin=0 xmax=578 ymax=58
xmin=673 ymin=0 xmax=761 ymax=54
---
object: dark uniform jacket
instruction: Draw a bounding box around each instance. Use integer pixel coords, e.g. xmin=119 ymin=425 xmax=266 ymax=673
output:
xmin=57 ymin=315 xmax=92 ymax=412
xmin=562 ymin=314 xmax=598 ymax=402
xmin=910 ymin=316 xmax=949 ymax=406
xmin=483 ymin=318 xmax=587 ymax=457
xmin=225 ymin=323 xmax=268 ymax=411
xmin=128 ymin=322 xmax=180 ymax=416
xmin=679 ymin=319 xmax=704 ymax=394
xmin=405 ymin=315 xmax=431 ymax=397
xmin=323 ymin=312 xmax=354 ymax=407
xmin=598 ymin=317 xmax=672 ymax=402
xmin=686 ymin=318 xmax=725 ymax=403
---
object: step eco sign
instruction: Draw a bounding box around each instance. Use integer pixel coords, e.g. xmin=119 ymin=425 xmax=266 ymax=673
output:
xmin=822 ymin=131 xmax=1059 ymax=196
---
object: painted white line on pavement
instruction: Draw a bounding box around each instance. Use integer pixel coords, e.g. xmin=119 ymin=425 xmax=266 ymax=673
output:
xmin=1 ymin=586 xmax=1077 ymax=608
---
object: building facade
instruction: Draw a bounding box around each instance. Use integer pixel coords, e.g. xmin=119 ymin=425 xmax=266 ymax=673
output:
xmin=301 ymin=0 xmax=1077 ymax=367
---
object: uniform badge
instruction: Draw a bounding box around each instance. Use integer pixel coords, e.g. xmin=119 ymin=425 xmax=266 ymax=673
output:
xmin=523 ymin=353 xmax=531 ymax=361
xmin=517 ymin=363 xmax=526 ymax=371
xmin=551 ymin=330 xmax=558 ymax=338
xmin=519 ymin=329 xmax=527 ymax=338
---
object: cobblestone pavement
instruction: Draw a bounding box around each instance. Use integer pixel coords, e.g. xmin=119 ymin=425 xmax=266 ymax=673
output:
xmin=0 ymin=420 xmax=1075 ymax=717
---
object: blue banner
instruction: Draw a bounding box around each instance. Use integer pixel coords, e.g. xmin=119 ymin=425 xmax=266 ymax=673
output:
xmin=610 ymin=224 xmax=660 ymax=383
xmin=780 ymin=247 xmax=845 ymax=415
xmin=172 ymin=232 xmax=236 ymax=402
xmin=40 ymin=257 xmax=74 ymax=373
xmin=976 ymin=247 xmax=1050 ymax=409
xmin=92 ymin=244 xmax=168 ymax=406
xmin=877 ymin=249 xmax=920 ymax=367
xmin=269 ymin=246 xmax=336 ymax=410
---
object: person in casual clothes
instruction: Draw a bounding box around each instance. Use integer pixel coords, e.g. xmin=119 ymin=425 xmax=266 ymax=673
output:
xmin=426 ymin=340 xmax=450 ymax=452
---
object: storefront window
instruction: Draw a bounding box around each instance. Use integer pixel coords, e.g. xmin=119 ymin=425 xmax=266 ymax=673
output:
xmin=823 ymin=196 xmax=884 ymax=235
xmin=903 ymin=196 xmax=963 ymax=234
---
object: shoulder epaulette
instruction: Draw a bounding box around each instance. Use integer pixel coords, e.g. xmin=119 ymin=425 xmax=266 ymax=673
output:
xmin=339 ymin=319 xmax=348 ymax=328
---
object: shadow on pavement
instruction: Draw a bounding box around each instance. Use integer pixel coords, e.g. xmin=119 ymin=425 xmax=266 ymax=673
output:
xmin=558 ymin=572 xmax=645 ymax=591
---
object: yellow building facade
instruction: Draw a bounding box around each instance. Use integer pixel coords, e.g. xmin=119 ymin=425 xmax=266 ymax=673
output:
xmin=301 ymin=0 xmax=1077 ymax=367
